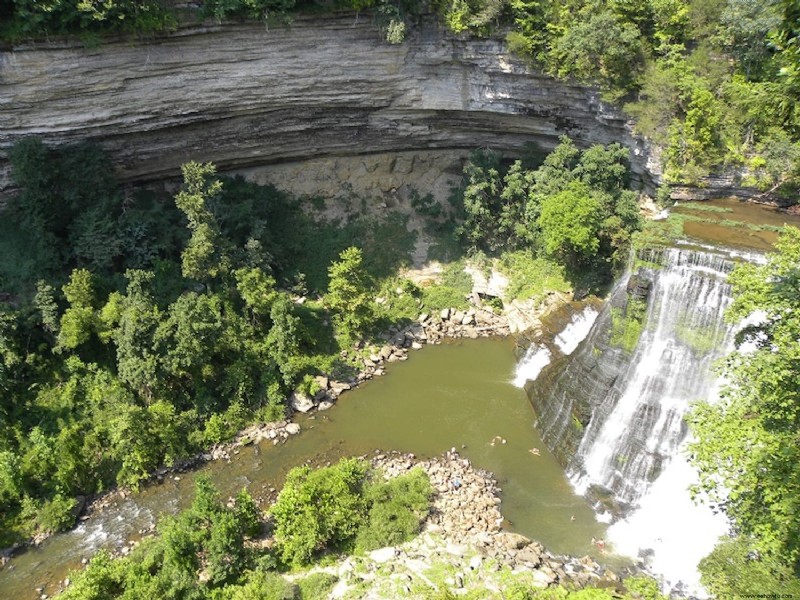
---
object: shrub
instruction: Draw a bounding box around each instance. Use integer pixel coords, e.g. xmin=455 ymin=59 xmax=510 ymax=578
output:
xmin=355 ymin=467 xmax=432 ymax=551
xmin=37 ymin=493 xmax=78 ymax=534
xmin=270 ymin=458 xmax=370 ymax=566
xmin=225 ymin=570 xmax=298 ymax=600
xmin=298 ymin=572 xmax=339 ymax=600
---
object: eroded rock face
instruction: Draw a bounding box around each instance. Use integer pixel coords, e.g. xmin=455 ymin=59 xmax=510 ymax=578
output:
xmin=0 ymin=14 xmax=659 ymax=199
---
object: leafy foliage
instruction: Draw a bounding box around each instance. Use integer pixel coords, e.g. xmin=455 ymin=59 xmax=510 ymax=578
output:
xmin=355 ymin=466 xmax=433 ymax=551
xmin=689 ymin=226 xmax=800 ymax=585
xmin=479 ymin=0 xmax=800 ymax=191
xmin=451 ymin=138 xmax=642 ymax=287
xmin=270 ymin=458 xmax=370 ymax=566
xmin=325 ymin=247 xmax=375 ymax=345
xmin=0 ymin=141 xmax=421 ymax=543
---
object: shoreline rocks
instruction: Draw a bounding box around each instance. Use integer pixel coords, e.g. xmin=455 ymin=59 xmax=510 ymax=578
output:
xmin=55 ymin=450 xmax=629 ymax=599
xmin=369 ymin=450 xmax=624 ymax=593
xmin=0 ymin=306 xmax=512 ymax=560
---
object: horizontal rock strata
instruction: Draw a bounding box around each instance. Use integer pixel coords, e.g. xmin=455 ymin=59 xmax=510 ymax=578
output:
xmin=0 ymin=14 xmax=659 ymax=200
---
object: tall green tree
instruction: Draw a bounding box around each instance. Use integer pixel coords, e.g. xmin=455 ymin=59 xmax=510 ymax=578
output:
xmin=325 ymin=247 xmax=374 ymax=346
xmin=538 ymin=180 xmax=604 ymax=267
xmin=112 ymin=270 xmax=161 ymax=402
xmin=57 ymin=269 xmax=97 ymax=351
xmin=175 ymin=162 xmax=230 ymax=285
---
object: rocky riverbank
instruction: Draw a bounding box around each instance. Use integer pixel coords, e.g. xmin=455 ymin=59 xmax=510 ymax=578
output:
xmin=0 ymin=304 xmax=513 ymax=564
xmin=287 ymin=306 xmax=511 ymax=415
xmin=47 ymin=450 xmax=628 ymax=600
xmin=361 ymin=450 xmax=624 ymax=595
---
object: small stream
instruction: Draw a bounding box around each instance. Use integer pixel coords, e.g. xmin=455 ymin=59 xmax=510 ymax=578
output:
xmin=0 ymin=337 xmax=608 ymax=599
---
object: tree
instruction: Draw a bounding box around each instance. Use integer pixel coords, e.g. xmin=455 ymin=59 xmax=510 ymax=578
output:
xmin=57 ymin=268 xmax=97 ymax=351
xmin=235 ymin=266 xmax=277 ymax=322
xmin=113 ymin=270 xmax=161 ymax=401
xmin=270 ymin=458 xmax=369 ymax=566
xmin=549 ymin=9 xmax=645 ymax=95
xmin=720 ymin=0 xmax=782 ymax=79
xmin=689 ymin=226 xmax=800 ymax=581
xmin=155 ymin=292 xmax=224 ymax=391
xmin=325 ymin=247 xmax=374 ymax=345
xmin=538 ymin=181 xmax=604 ymax=267
xmin=175 ymin=162 xmax=230 ymax=284
xmin=34 ymin=280 xmax=59 ymax=337
xmin=457 ymin=149 xmax=505 ymax=252
xmin=699 ymin=535 xmax=800 ymax=598
xmin=266 ymin=295 xmax=302 ymax=387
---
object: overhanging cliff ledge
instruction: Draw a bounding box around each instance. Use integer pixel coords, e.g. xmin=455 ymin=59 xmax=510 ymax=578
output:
xmin=0 ymin=14 xmax=668 ymax=199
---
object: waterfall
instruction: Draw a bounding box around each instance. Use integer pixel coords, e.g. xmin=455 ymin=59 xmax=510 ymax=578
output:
xmin=568 ymin=248 xmax=735 ymax=506
xmin=554 ymin=306 xmax=600 ymax=355
xmin=513 ymin=345 xmax=552 ymax=387
xmin=523 ymin=245 xmax=751 ymax=596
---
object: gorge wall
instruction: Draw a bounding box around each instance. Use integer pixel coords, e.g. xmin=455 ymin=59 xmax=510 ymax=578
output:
xmin=0 ymin=13 xmax=662 ymax=200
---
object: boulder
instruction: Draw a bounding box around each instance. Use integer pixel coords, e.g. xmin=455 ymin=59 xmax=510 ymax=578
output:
xmin=330 ymin=381 xmax=351 ymax=393
xmin=285 ymin=423 xmax=301 ymax=435
xmin=290 ymin=391 xmax=315 ymax=413
xmin=369 ymin=547 xmax=397 ymax=563
xmin=531 ymin=568 xmax=557 ymax=588
xmin=499 ymin=532 xmax=531 ymax=550
xmin=516 ymin=544 xmax=543 ymax=567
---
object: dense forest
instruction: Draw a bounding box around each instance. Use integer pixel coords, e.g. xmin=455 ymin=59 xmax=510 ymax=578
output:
xmin=0 ymin=136 xmax=640 ymax=547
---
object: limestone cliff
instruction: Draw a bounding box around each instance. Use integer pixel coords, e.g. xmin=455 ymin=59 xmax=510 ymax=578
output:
xmin=0 ymin=14 xmax=660 ymax=199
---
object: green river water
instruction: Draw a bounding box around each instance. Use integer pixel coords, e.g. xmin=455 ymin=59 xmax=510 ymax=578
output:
xmin=1 ymin=337 xmax=606 ymax=599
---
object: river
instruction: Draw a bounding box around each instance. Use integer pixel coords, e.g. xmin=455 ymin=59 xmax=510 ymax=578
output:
xmin=3 ymin=197 xmax=799 ymax=599
xmin=0 ymin=337 xmax=608 ymax=599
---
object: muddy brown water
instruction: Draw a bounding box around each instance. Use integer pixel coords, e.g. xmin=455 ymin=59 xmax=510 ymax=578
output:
xmin=0 ymin=338 xmax=608 ymax=599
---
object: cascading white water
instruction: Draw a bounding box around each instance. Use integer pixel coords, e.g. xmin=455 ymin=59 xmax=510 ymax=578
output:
xmin=513 ymin=345 xmax=552 ymax=387
xmin=606 ymin=441 xmax=729 ymax=597
xmin=570 ymin=248 xmax=735 ymax=505
xmin=512 ymin=306 xmax=599 ymax=388
xmin=555 ymin=307 xmax=599 ymax=355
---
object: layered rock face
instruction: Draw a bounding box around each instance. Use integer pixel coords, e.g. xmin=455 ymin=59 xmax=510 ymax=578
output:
xmin=0 ymin=14 xmax=659 ymax=199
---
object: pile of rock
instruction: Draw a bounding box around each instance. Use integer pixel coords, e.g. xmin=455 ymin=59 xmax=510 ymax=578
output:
xmin=423 ymin=307 xmax=510 ymax=342
xmin=369 ymin=450 xmax=620 ymax=592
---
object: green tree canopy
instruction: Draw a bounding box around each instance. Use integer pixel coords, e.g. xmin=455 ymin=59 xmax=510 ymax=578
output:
xmin=325 ymin=247 xmax=374 ymax=345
